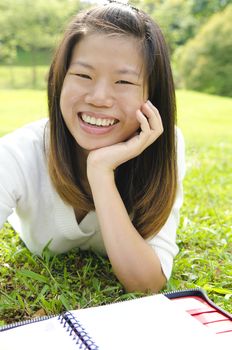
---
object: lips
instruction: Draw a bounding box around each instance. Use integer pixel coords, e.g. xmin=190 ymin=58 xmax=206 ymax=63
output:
xmin=77 ymin=112 xmax=119 ymax=136
xmin=78 ymin=112 xmax=119 ymax=128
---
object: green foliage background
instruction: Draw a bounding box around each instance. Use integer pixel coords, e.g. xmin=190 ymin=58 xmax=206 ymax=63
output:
xmin=174 ymin=5 xmax=232 ymax=96
xmin=1 ymin=0 xmax=232 ymax=95
xmin=133 ymin=0 xmax=232 ymax=96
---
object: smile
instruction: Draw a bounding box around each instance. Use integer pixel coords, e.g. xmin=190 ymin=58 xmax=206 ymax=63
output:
xmin=80 ymin=113 xmax=118 ymax=127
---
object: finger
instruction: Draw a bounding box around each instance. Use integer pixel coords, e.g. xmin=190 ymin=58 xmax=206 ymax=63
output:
xmin=136 ymin=110 xmax=150 ymax=134
xmin=141 ymin=100 xmax=163 ymax=133
xmin=137 ymin=107 xmax=162 ymax=141
xmin=136 ymin=110 xmax=158 ymax=149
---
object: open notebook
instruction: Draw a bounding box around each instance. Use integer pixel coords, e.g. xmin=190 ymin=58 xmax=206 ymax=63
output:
xmin=0 ymin=291 xmax=231 ymax=350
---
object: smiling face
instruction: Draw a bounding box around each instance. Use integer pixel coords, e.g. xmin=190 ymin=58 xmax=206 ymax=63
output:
xmin=60 ymin=33 xmax=148 ymax=152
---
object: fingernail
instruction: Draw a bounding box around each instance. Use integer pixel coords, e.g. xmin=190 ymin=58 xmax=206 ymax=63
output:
xmin=146 ymin=100 xmax=153 ymax=107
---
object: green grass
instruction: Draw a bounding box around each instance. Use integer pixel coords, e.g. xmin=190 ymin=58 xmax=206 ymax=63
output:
xmin=0 ymin=90 xmax=47 ymax=136
xmin=0 ymin=89 xmax=231 ymax=325
xmin=177 ymin=90 xmax=232 ymax=144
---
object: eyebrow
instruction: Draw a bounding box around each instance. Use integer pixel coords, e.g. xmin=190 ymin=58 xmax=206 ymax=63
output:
xmin=70 ymin=60 xmax=140 ymax=77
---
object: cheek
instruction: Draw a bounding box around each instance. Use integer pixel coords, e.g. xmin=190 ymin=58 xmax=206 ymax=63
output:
xmin=60 ymin=89 xmax=65 ymax=110
xmin=122 ymin=107 xmax=140 ymax=134
xmin=121 ymin=86 xmax=146 ymax=108
xmin=121 ymin=94 xmax=143 ymax=121
xmin=60 ymin=82 xmax=78 ymax=113
xmin=60 ymin=82 xmax=69 ymax=112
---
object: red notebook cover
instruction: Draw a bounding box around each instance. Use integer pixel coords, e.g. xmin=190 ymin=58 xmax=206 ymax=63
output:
xmin=165 ymin=288 xmax=232 ymax=336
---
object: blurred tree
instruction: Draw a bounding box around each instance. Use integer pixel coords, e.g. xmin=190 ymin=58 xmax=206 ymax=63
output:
xmin=174 ymin=4 xmax=232 ymax=96
xmin=131 ymin=0 xmax=232 ymax=52
xmin=0 ymin=1 xmax=17 ymax=64
xmin=191 ymin=0 xmax=232 ymax=19
xmin=151 ymin=0 xmax=197 ymax=52
xmin=131 ymin=0 xmax=163 ymax=13
xmin=0 ymin=0 xmax=85 ymax=87
xmin=131 ymin=0 xmax=198 ymax=52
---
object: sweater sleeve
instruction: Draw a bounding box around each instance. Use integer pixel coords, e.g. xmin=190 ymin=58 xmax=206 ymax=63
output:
xmin=0 ymin=137 xmax=27 ymax=228
xmin=0 ymin=120 xmax=48 ymax=231
xmin=0 ymin=133 xmax=28 ymax=229
xmin=146 ymin=127 xmax=186 ymax=280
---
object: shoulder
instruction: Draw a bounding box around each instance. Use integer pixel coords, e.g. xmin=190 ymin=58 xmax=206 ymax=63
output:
xmin=0 ymin=118 xmax=48 ymax=153
xmin=0 ymin=119 xmax=49 ymax=172
xmin=175 ymin=126 xmax=186 ymax=181
xmin=175 ymin=126 xmax=185 ymax=150
xmin=0 ymin=118 xmax=48 ymax=143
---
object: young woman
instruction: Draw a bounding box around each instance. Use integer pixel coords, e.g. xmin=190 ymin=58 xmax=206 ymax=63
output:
xmin=0 ymin=2 xmax=185 ymax=293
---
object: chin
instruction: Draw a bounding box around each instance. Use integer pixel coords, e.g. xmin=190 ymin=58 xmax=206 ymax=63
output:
xmin=76 ymin=139 xmax=117 ymax=152
xmin=76 ymin=142 xmax=106 ymax=153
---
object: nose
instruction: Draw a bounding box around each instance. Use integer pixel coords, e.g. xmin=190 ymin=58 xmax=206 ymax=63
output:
xmin=85 ymin=80 xmax=113 ymax=107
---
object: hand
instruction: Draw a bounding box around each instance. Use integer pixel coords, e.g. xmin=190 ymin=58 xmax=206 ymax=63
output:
xmin=87 ymin=100 xmax=163 ymax=176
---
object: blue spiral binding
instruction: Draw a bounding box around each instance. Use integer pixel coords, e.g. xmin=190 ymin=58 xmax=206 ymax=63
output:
xmin=59 ymin=311 xmax=99 ymax=349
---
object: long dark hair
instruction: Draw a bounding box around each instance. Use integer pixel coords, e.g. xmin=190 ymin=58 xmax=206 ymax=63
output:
xmin=47 ymin=2 xmax=177 ymax=239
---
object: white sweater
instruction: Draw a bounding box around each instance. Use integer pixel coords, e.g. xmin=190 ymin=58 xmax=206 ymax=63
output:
xmin=0 ymin=119 xmax=185 ymax=279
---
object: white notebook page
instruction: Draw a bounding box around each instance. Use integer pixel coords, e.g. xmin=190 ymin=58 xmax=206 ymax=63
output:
xmin=0 ymin=294 xmax=229 ymax=350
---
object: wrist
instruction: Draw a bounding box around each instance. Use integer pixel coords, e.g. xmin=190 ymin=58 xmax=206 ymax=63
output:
xmin=87 ymin=162 xmax=115 ymax=187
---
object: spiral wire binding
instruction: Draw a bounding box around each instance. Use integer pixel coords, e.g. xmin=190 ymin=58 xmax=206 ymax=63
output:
xmin=1 ymin=287 xmax=230 ymax=339
xmin=59 ymin=311 xmax=99 ymax=349
xmin=0 ymin=314 xmax=55 ymax=332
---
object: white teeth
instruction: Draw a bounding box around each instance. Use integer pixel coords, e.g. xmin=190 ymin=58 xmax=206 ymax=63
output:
xmin=90 ymin=117 xmax=96 ymax=125
xmin=86 ymin=115 xmax=91 ymax=123
xmin=96 ymin=118 xmax=102 ymax=126
xmin=81 ymin=113 xmax=117 ymax=127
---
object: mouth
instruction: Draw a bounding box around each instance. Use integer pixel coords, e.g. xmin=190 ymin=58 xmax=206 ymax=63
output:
xmin=78 ymin=112 xmax=119 ymax=127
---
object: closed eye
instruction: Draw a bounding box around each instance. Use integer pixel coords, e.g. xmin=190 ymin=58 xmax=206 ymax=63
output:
xmin=71 ymin=73 xmax=92 ymax=79
xmin=116 ymin=80 xmax=134 ymax=85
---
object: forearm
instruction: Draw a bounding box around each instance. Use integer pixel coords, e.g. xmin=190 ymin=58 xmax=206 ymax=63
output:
xmin=88 ymin=170 xmax=166 ymax=293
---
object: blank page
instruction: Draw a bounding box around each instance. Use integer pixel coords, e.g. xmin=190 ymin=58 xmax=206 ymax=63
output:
xmin=0 ymin=294 xmax=228 ymax=350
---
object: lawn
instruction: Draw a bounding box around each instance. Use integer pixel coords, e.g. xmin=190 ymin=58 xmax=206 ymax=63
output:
xmin=0 ymin=89 xmax=231 ymax=325
xmin=0 ymin=89 xmax=47 ymax=136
